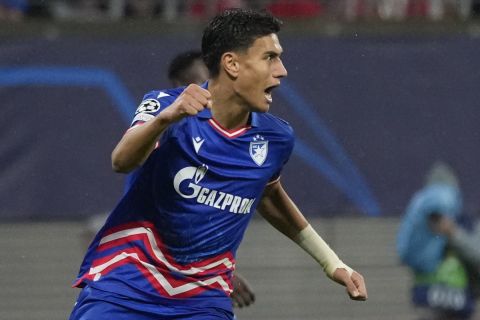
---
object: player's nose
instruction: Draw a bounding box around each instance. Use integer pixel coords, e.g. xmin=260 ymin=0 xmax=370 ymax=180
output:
xmin=273 ymin=59 xmax=287 ymax=79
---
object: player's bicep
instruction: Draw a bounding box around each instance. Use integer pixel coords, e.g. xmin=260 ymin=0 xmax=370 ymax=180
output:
xmin=258 ymin=181 xmax=284 ymax=213
xmin=258 ymin=182 xmax=308 ymax=239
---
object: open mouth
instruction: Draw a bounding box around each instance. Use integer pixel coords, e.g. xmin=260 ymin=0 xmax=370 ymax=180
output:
xmin=264 ymin=84 xmax=279 ymax=103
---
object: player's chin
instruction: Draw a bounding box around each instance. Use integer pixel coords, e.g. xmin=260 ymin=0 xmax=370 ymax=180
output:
xmin=252 ymin=100 xmax=271 ymax=113
xmin=259 ymin=104 xmax=270 ymax=113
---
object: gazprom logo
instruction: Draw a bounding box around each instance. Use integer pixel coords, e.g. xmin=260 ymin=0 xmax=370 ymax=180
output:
xmin=173 ymin=164 xmax=255 ymax=214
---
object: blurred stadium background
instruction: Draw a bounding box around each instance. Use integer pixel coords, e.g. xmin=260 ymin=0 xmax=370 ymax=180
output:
xmin=1 ymin=0 xmax=480 ymax=319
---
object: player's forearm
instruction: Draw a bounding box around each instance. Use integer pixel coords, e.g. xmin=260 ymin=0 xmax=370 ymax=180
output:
xmin=293 ymin=224 xmax=352 ymax=278
xmin=111 ymin=116 xmax=172 ymax=173
xmin=258 ymin=182 xmax=351 ymax=279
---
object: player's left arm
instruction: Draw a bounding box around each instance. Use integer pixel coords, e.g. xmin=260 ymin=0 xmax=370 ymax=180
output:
xmin=257 ymin=180 xmax=368 ymax=301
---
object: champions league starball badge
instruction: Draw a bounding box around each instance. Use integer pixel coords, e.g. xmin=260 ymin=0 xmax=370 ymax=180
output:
xmin=249 ymin=134 xmax=268 ymax=166
xmin=135 ymin=99 xmax=161 ymax=114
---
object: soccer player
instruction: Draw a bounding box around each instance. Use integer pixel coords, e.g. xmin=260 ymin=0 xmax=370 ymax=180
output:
xmin=129 ymin=49 xmax=256 ymax=308
xmin=70 ymin=8 xmax=367 ymax=320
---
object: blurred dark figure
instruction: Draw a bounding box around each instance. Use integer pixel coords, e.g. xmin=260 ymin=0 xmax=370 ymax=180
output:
xmin=331 ymin=0 xmax=477 ymax=21
xmin=0 ymin=0 xmax=28 ymax=21
xmin=124 ymin=0 xmax=160 ymax=18
xmin=84 ymin=49 xmax=255 ymax=309
xmin=50 ymin=0 xmax=108 ymax=21
xmin=188 ymin=0 xmax=247 ymax=18
xmin=397 ymin=162 xmax=480 ymax=320
xmin=167 ymin=50 xmax=209 ymax=87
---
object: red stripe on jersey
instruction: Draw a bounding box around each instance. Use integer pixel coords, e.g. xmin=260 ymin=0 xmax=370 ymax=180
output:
xmin=208 ymin=118 xmax=251 ymax=138
xmin=96 ymin=226 xmax=233 ymax=276
xmin=79 ymin=247 xmax=232 ymax=298
xmin=74 ymin=221 xmax=234 ymax=298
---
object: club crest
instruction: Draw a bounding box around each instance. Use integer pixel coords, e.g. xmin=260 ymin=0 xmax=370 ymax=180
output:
xmin=250 ymin=135 xmax=268 ymax=166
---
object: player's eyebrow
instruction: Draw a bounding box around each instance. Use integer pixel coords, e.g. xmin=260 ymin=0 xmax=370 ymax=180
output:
xmin=264 ymin=50 xmax=282 ymax=58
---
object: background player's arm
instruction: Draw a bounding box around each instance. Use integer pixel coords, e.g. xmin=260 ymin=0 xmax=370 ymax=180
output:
xmin=111 ymin=84 xmax=211 ymax=173
xmin=230 ymin=273 xmax=255 ymax=308
xmin=257 ymin=181 xmax=368 ymax=301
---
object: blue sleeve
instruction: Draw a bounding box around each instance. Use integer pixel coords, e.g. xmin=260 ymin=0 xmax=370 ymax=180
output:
xmin=130 ymin=90 xmax=178 ymax=127
xmin=269 ymin=126 xmax=295 ymax=183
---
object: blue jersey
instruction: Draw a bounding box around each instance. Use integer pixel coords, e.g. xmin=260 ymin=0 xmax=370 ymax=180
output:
xmin=73 ymin=84 xmax=295 ymax=315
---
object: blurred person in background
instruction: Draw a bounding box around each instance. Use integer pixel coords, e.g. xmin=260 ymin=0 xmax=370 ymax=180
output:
xmin=340 ymin=0 xmax=378 ymax=21
xmin=71 ymin=8 xmax=367 ymax=320
xmin=0 ymin=0 xmax=28 ymax=21
xmin=377 ymin=0 xmax=409 ymax=21
xmin=332 ymin=0 xmax=477 ymax=21
xmin=266 ymin=0 xmax=326 ymax=19
xmin=429 ymin=214 xmax=480 ymax=273
xmin=124 ymin=0 xmax=161 ymax=19
xmin=50 ymin=0 xmax=110 ymax=21
xmin=167 ymin=50 xmax=210 ymax=87
xmin=397 ymin=161 xmax=480 ymax=320
xmin=188 ymin=0 xmax=247 ymax=18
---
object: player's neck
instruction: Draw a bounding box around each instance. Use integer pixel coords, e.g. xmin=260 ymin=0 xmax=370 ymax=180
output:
xmin=208 ymin=79 xmax=251 ymax=130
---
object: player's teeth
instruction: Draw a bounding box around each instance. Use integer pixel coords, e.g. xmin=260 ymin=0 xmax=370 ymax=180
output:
xmin=265 ymin=93 xmax=272 ymax=103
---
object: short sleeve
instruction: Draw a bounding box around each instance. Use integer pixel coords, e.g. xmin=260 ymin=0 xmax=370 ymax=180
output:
xmin=130 ymin=90 xmax=177 ymax=128
xmin=267 ymin=126 xmax=295 ymax=185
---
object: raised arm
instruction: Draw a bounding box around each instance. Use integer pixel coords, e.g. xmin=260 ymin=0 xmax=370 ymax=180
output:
xmin=111 ymin=84 xmax=211 ymax=173
xmin=257 ymin=180 xmax=368 ymax=301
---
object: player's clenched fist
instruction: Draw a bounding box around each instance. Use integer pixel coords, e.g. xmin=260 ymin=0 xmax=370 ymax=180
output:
xmin=160 ymin=84 xmax=212 ymax=123
xmin=332 ymin=268 xmax=368 ymax=301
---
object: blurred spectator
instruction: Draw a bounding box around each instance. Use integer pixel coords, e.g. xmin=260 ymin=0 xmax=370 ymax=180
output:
xmin=397 ymin=162 xmax=480 ymax=320
xmin=429 ymin=214 xmax=480 ymax=270
xmin=474 ymin=0 xmax=480 ymax=16
xmin=267 ymin=0 xmax=325 ymax=18
xmin=332 ymin=0 xmax=478 ymax=21
xmin=188 ymin=0 xmax=247 ymax=18
xmin=377 ymin=0 xmax=409 ymax=21
xmin=50 ymin=0 xmax=107 ymax=21
xmin=0 ymin=0 xmax=28 ymax=21
xmin=50 ymin=0 xmax=164 ymax=21
xmin=10 ymin=0 xmax=480 ymax=22
xmin=124 ymin=0 xmax=160 ymax=19
xmin=167 ymin=50 xmax=209 ymax=87
xmin=340 ymin=0 xmax=378 ymax=21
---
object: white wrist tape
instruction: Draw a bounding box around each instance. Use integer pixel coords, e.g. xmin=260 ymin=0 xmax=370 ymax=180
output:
xmin=293 ymin=224 xmax=353 ymax=278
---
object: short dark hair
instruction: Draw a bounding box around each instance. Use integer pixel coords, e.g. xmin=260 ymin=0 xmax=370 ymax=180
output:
xmin=167 ymin=50 xmax=203 ymax=84
xmin=201 ymin=9 xmax=282 ymax=77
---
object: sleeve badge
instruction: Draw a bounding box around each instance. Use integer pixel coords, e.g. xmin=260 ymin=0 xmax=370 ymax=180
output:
xmin=135 ymin=99 xmax=161 ymax=114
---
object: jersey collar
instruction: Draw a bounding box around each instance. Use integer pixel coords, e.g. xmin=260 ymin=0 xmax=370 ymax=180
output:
xmin=197 ymin=81 xmax=259 ymax=128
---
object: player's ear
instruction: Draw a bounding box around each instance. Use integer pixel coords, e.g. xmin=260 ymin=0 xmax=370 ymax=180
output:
xmin=221 ymin=52 xmax=240 ymax=78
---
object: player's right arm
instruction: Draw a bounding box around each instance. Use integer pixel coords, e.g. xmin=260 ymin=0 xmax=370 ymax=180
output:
xmin=111 ymin=84 xmax=211 ymax=173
